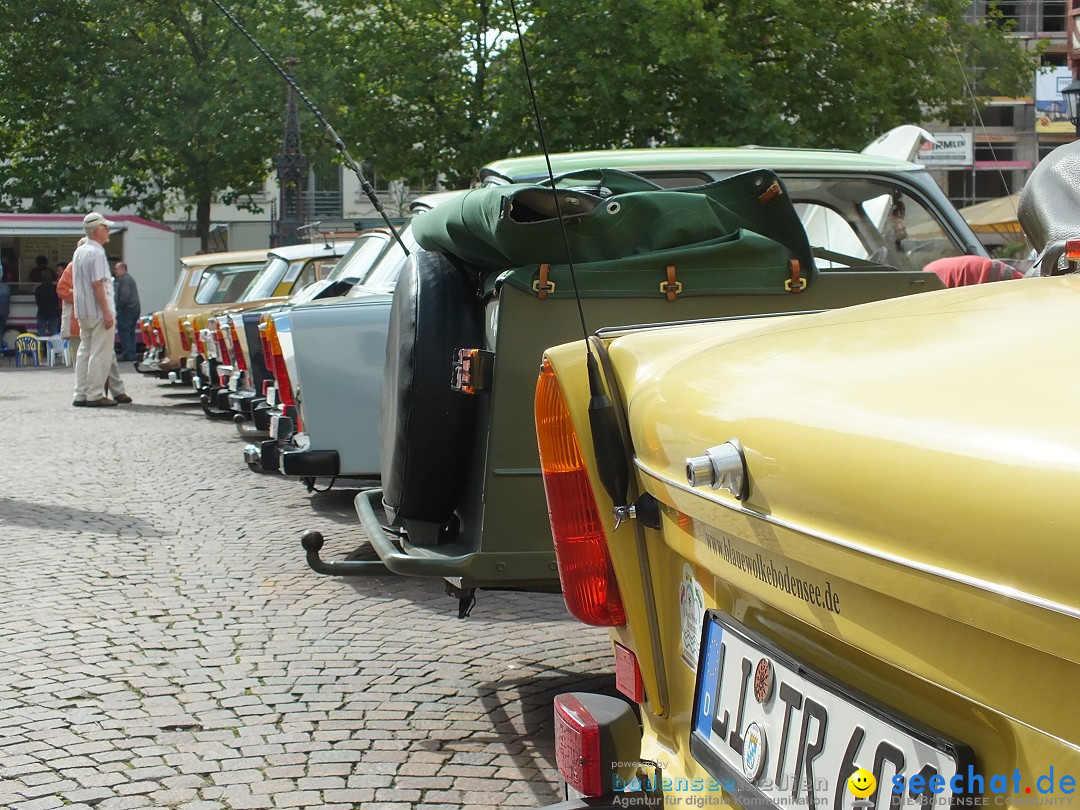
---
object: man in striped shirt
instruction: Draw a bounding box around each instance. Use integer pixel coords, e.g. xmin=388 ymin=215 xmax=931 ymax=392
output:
xmin=72 ymin=212 xmax=130 ymax=407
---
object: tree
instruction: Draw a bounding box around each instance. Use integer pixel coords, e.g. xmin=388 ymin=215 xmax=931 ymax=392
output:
xmin=0 ymin=0 xmax=316 ymax=248
xmin=489 ymin=0 xmax=1039 ymax=155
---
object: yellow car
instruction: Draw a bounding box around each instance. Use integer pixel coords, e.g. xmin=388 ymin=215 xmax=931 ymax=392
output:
xmin=137 ymin=249 xmax=268 ymax=377
xmin=535 ymin=276 xmax=1079 ymax=808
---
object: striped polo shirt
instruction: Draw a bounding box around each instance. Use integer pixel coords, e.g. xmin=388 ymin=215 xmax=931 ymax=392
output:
xmin=72 ymin=240 xmax=114 ymax=321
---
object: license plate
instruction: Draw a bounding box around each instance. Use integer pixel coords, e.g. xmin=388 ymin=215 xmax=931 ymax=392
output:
xmin=191 ymin=374 xmax=203 ymax=391
xmin=266 ymin=386 xmax=277 ymax=408
xmin=691 ymin=612 xmax=973 ymax=810
xmin=228 ymin=373 xmax=240 ymax=392
xmin=269 ymin=414 xmax=281 ymax=440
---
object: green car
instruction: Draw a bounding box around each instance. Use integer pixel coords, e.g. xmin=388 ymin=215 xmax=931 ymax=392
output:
xmin=302 ymin=130 xmax=988 ymax=614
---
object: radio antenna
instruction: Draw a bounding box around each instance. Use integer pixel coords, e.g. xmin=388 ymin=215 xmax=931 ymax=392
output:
xmin=206 ymin=0 xmax=410 ymax=256
xmin=507 ymin=0 xmax=630 ymax=511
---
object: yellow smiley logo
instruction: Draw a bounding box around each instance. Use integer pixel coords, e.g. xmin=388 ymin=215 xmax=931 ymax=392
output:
xmin=848 ymin=768 xmax=877 ymax=799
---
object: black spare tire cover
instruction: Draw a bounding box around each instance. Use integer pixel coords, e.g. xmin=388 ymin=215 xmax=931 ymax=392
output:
xmin=381 ymin=250 xmax=483 ymax=525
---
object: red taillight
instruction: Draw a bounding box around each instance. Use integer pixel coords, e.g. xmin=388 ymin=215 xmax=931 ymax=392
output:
xmin=554 ymin=694 xmax=603 ymax=796
xmin=194 ymin=325 xmax=206 ymax=355
xmin=229 ymin=321 xmax=247 ymax=372
xmin=212 ymin=322 xmax=231 ymax=365
xmin=262 ymin=316 xmax=295 ymax=411
xmin=139 ymin=318 xmax=152 ymax=347
xmin=1067 ymin=239 xmax=1080 ymax=262
xmin=152 ymin=314 xmax=166 ymax=348
xmin=179 ymin=318 xmax=191 ymax=352
xmin=535 ymin=359 xmax=625 ymax=627
xmin=614 ymin=642 xmax=644 ymax=703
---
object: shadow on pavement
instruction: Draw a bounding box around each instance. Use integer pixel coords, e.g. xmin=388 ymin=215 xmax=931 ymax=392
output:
xmin=0 ymin=494 xmax=163 ymax=537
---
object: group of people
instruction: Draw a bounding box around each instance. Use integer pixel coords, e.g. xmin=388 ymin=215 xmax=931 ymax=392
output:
xmin=63 ymin=213 xmax=140 ymax=408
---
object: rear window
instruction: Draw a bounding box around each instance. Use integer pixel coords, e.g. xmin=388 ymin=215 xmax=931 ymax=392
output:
xmin=194 ymin=263 xmax=264 ymax=305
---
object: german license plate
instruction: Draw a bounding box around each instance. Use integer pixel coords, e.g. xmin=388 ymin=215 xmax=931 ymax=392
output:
xmin=691 ymin=612 xmax=973 ymax=810
xmin=266 ymin=386 xmax=277 ymax=408
xmin=269 ymin=414 xmax=282 ymax=440
xmin=191 ymin=374 xmax=202 ymax=391
xmin=228 ymin=373 xmax=240 ymax=392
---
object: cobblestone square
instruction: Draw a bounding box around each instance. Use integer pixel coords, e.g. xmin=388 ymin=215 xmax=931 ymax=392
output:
xmin=0 ymin=365 xmax=611 ymax=810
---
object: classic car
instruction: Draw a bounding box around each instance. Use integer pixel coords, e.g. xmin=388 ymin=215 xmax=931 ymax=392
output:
xmin=242 ymin=191 xmax=463 ymax=474
xmin=300 ymin=139 xmax=991 ymax=612
xmin=184 ymin=239 xmax=351 ymax=410
xmin=136 ymin=248 xmax=269 ymax=378
xmin=220 ymin=230 xmax=396 ymax=436
xmin=530 ymin=273 xmax=1075 ymax=808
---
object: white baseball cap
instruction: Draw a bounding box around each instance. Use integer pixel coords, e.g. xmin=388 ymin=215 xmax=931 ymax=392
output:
xmin=83 ymin=212 xmax=116 ymax=233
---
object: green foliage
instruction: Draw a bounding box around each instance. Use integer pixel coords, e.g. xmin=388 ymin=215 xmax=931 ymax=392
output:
xmin=0 ymin=0 xmax=1044 ymax=230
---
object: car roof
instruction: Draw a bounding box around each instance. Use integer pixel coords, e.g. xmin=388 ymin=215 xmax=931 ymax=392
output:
xmin=267 ymin=240 xmax=354 ymax=261
xmin=180 ymin=248 xmax=269 ymax=267
xmin=479 ymin=146 xmax=922 ymax=184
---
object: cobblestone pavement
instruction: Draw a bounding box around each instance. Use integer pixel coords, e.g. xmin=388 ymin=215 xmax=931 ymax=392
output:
xmin=0 ymin=365 xmax=613 ymax=810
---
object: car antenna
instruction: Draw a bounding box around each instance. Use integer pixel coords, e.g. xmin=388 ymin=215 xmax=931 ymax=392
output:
xmin=508 ymin=0 xmax=630 ymax=514
xmin=206 ymin=0 xmax=410 ymax=258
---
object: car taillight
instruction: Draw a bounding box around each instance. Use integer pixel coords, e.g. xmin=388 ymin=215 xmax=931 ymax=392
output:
xmin=152 ymin=314 xmax=166 ymax=348
xmin=193 ymin=324 xmax=206 ymax=356
xmin=139 ymin=318 xmax=152 ymax=347
xmin=535 ymin=359 xmax=625 ymax=627
xmin=229 ymin=321 xmax=247 ymax=372
xmin=554 ymin=694 xmax=602 ymax=796
xmin=553 ymin=692 xmax=640 ymax=798
xmin=1067 ymin=239 xmax=1080 ymax=262
xmin=213 ymin=322 xmax=231 ymax=365
xmin=258 ymin=316 xmax=274 ymax=375
xmin=262 ymin=316 xmax=296 ymax=411
xmin=179 ymin=318 xmax=191 ymax=352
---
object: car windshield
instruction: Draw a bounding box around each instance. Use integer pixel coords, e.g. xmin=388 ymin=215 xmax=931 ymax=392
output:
xmin=193 ymin=263 xmax=263 ymax=305
xmin=346 ymin=227 xmax=419 ymax=294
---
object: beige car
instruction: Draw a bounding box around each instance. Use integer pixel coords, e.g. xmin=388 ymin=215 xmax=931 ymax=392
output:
xmin=137 ymin=249 xmax=269 ymax=377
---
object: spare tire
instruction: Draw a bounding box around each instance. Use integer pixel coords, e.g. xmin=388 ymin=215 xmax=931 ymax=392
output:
xmin=381 ymin=250 xmax=483 ymax=525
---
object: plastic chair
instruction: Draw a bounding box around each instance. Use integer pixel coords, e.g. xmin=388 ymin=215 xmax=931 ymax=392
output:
xmin=13 ymin=333 xmax=39 ymax=367
xmin=46 ymin=335 xmax=70 ymax=367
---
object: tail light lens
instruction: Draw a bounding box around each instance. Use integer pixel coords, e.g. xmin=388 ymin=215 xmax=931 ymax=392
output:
xmin=152 ymin=313 xmax=166 ymax=348
xmin=229 ymin=321 xmax=247 ymax=372
xmin=262 ymin=316 xmax=296 ymax=412
xmin=179 ymin=318 xmax=191 ymax=352
xmin=258 ymin=315 xmax=274 ymax=375
xmin=193 ymin=323 xmax=206 ymax=356
xmin=1067 ymin=239 xmax=1080 ymax=262
xmin=139 ymin=318 xmax=152 ymax=347
xmin=212 ymin=321 xmax=231 ymax=365
xmin=535 ymin=359 xmax=625 ymax=627
xmin=554 ymin=694 xmax=602 ymax=796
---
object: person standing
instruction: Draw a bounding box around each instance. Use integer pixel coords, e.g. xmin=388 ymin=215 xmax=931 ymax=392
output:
xmin=57 ymin=243 xmax=83 ymax=362
xmin=113 ymin=261 xmax=140 ymax=362
xmin=34 ymin=268 xmax=61 ymax=336
xmin=0 ymin=268 xmax=10 ymax=344
xmin=72 ymin=213 xmax=130 ymax=407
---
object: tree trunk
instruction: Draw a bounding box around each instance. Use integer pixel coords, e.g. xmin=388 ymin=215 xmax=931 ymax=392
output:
xmin=196 ymin=192 xmax=212 ymax=252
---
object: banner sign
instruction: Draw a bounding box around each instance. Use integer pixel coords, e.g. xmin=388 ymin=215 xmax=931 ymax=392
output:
xmin=915 ymin=133 xmax=974 ymax=167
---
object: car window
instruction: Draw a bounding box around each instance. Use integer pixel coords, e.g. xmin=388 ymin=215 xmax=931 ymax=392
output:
xmin=783 ymin=176 xmax=963 ymax=271
xmin=347 ymin=227 xmax=419 ymax=294
xmin=325 ymin=233 xmax=392 ymax=283
xmin=193 ymin=263 xmax=264 ymax=305
xmin=240 ymin=256 xmax=290 ymax=301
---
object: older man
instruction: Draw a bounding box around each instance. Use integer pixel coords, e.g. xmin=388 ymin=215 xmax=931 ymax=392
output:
xmin=72 ymin=212 xmax=130 ymax=407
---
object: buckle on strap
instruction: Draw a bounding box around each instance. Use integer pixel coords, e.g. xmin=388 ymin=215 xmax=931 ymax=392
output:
xmin=661 ymin=265 xmax=682 ymax=301
xmin=532 ymin=263 xmax=555 ymax=299
xmin=758 ymin=179 xmax=782 ymax=205
xmin=785 ymin=259 xmax=806 ymax=293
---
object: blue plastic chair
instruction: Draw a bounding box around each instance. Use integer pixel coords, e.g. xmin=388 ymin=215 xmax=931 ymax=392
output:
xmin=14 ymin=333 xmax=40 ymax=367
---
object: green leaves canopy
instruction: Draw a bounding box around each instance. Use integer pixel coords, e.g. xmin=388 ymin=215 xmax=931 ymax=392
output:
xmin=0 ymin=0 xmax=1039 ymax=239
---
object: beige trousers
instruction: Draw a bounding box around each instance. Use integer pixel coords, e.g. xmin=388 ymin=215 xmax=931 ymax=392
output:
xmin=74 ymin=317 xmax=116 ymax=402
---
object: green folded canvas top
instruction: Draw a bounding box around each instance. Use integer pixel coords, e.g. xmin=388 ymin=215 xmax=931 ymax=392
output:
xmin=411 ymin=168 xmax=816 ymax=298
